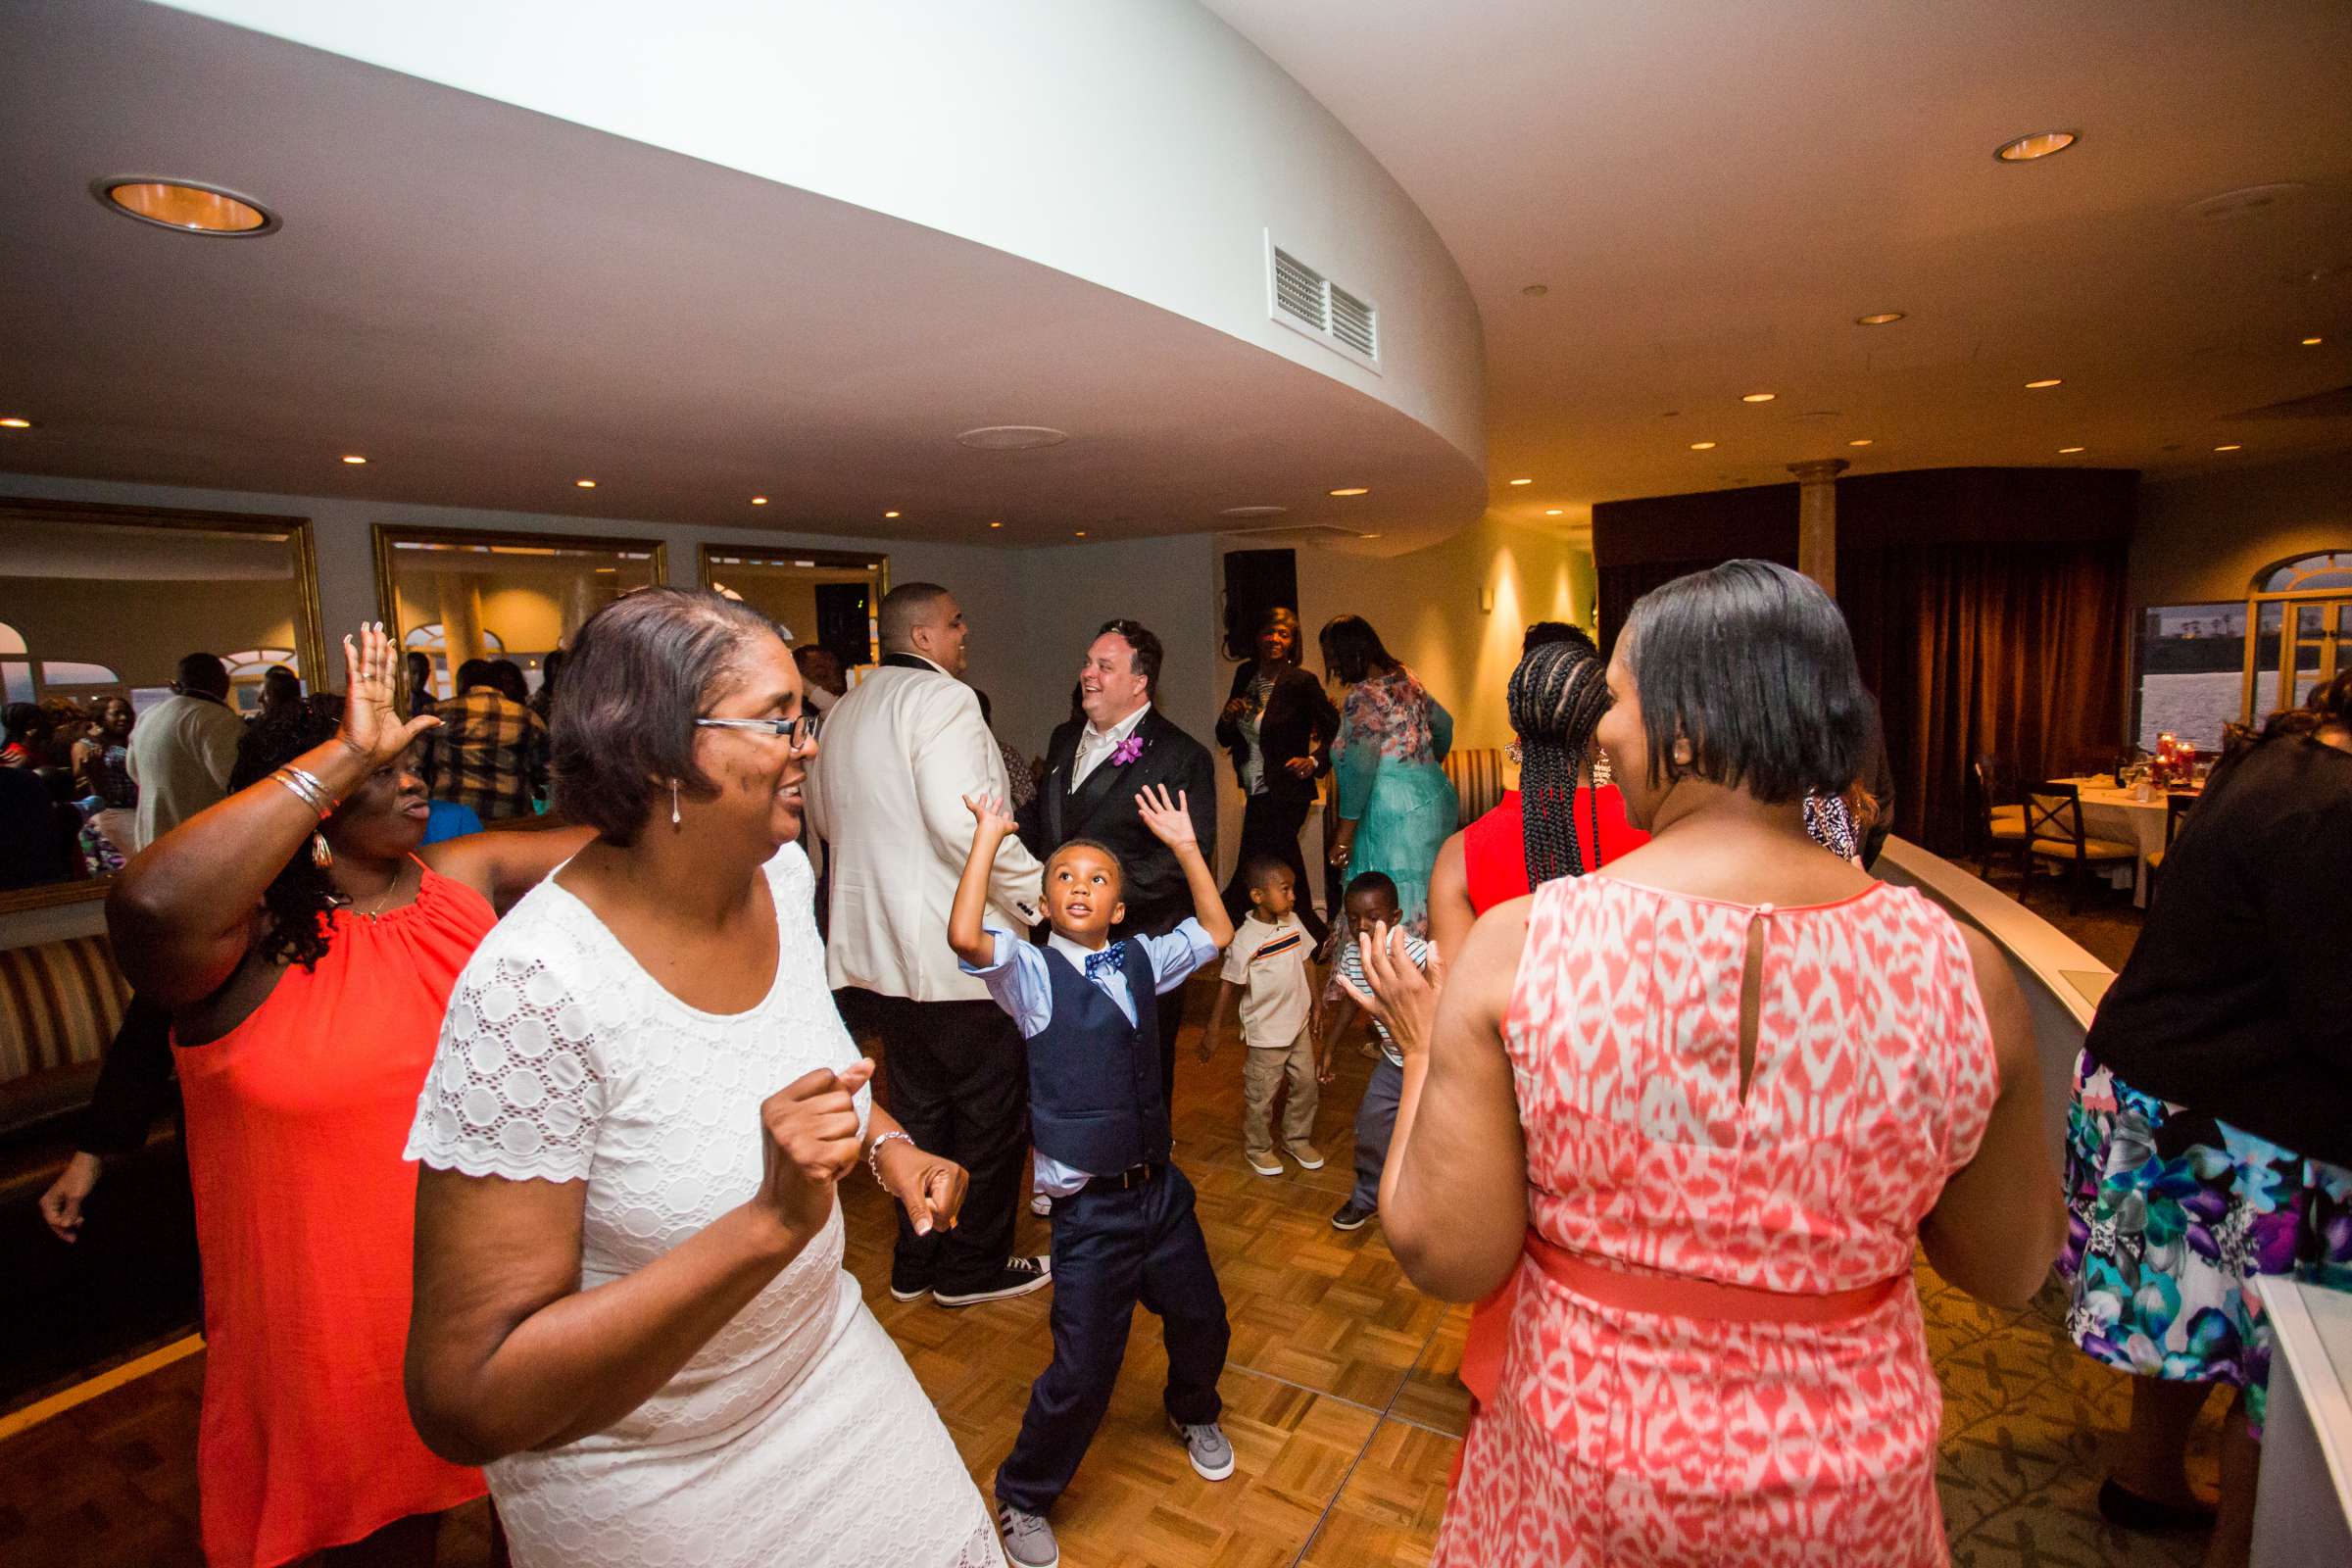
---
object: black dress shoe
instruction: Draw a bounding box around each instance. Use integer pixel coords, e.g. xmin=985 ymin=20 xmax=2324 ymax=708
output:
xmin=2096 ymin=1478 xmax=2217 ymax=1533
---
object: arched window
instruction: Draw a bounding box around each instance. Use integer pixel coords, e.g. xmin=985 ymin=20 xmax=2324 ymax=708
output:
xmin=2244 ymin=550 xmax=2352 ymax=723
xmin=2258 ymin=551 xmax=2352 ymax=594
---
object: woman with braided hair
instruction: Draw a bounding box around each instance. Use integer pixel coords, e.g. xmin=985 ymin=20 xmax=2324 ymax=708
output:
xmin=109 ymin=623 xmax=591 ymax=1567
xmin=1426 ymin=632 xmax=1644 ymax=959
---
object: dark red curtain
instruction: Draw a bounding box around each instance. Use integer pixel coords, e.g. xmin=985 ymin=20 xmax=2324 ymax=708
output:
xmin=1591 ymin=468 xmax=2136 ymax=858
xmin=1838 ymin=541 xmax=2131 ymax=855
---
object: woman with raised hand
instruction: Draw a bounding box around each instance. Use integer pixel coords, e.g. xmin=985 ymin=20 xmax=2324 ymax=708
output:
xmin=402 ymin=587 xmax=1003 ymax=1568
xmin=108 ymin=623 xmax=593 ymax=1568
xmin=1351 ymin=562 xmax=2061 ymax=1567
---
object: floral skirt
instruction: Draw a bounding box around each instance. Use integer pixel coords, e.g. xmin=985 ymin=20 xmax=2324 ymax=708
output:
xmin=2059 ymin=1049 xmax=2352 ymax=1436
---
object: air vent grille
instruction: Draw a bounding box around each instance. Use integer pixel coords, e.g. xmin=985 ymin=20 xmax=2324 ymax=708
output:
xmin=1267 ymin=238 xmax=1380 ymax=369
xmin=1328 ymin=284 xmax=1377 ymax=358
xmin=1273 ymin=248 xmax=1326 ymax=328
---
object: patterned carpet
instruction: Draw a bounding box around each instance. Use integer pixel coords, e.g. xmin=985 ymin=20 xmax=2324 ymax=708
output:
xmin=1925 ymin=1264 xmax=2220 ymax=1568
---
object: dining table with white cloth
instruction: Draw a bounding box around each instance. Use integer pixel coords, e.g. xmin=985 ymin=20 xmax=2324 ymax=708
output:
xmin=2050 ymin=775 xmax=2182 ymax=907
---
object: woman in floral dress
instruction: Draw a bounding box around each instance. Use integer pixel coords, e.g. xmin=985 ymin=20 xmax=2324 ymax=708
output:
xmin=2058 ymin=669 xmax=2352 ymax=1567
xmin=1317 ymin=614 xmax=1457 ymax=933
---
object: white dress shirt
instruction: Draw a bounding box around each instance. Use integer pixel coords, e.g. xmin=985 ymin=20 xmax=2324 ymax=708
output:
xmin=1070 ymin=703 xmax=1151 ymax=792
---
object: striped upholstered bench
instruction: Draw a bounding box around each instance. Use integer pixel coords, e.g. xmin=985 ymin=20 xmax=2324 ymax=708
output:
xmin=1443 ymin=746 xmax=1508 ymax=827
xmin=0 ymin=935 xmax=131 ymax=1137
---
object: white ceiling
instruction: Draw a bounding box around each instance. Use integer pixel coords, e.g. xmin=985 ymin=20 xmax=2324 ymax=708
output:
xmin=1206 ymin=0 xmax=2352 ymax=532
xmin=0 ymin=1 xmax=1482 ymax=550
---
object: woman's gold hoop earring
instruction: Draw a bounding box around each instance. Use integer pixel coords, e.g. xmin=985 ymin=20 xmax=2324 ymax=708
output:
xmin=670 ymin=779 xmax=682 ymax=828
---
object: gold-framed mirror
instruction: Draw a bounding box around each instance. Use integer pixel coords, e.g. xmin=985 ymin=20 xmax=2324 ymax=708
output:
xmin=0 ymin=496 xmax=323 ymax=912
xmin=698 ymin=545 xmax=889 ymax=674
xmin=372 ymin=525 xmax=666 ymax=707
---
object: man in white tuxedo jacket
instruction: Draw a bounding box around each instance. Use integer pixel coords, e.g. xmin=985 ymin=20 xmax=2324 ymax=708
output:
xmin=805 ymin=582 xmax=1051 ymax=1306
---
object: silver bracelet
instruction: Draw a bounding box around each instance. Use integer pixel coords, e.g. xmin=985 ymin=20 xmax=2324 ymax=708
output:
xmin=866 ymin=1130 xmax=915 ymax=1188
xmin=270 ymin=766 xmax=337 ymax=818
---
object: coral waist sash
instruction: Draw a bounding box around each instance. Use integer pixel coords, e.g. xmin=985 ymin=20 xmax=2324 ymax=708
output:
xmin=1458 ymin=1231 xmax=1908 ymax=1403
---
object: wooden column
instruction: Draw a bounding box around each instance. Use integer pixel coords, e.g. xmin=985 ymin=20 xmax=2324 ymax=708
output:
xmin=1787 ymin=458 xmax=1849 ymax=595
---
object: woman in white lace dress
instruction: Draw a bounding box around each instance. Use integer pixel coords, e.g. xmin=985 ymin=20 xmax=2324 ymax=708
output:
xmin=403 ymin=588 xmax=1005 ymax=1568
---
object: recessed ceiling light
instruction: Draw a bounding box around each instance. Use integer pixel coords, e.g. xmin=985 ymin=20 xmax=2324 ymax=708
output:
xmin=1855 ymin=312 xmax=1906 ymax=326
xmin=92 ymin=175 xmax=279 ymax=235
xmin=575 ymin=478 xmax=597 ymax=488
xmin=2214 ymin=444 xmax=2242 ymax=452
xmin=1994 ymin=130 xmax=2077 ymax=163
xmin=1740 ymin=392 xmax=1777 ymax=403
xmin=1544 ymin=509 xmax=1563 ymax=516
xmin=1073 ymin=529 xmax=1088 ymax=538
xmin=0 ymin=416 xmax=31 ymax=429
xmin=883 ymin=510 xmax=900 ymax=518
xmin=1328 ymin=487 xmax=1369 ymax=497
xmin=1508 ymin=477 xmax=1533 ymax=486
xmin=341 ymin=454 xmax=368 ymax=465
xmin=751 ymin=496 xmax=768 ymax=505
xmin=2026 ymin=378 xmax=2063 ymax=389
xmin=989 ymin=520 xmax=1004 ymax=529
xmin=2304 ymin=336 xmax=2326 ymax=346
xmin=2059 ymin=446 xmax=2086 ymax=454
xmin=1690 ymin=441 xmax=1718 ymax=451
xmin=1847 ymin=438 xmax=1874 ymax=447
xmin=956 ymin=424 xmax=1067 ymax=450
xmin=1521 ymin=284 xmax=1548 ymax=297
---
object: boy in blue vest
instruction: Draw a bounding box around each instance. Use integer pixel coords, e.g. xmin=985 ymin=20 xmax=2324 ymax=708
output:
xmin=950 ymin=782 xmax=1236 ymax=1568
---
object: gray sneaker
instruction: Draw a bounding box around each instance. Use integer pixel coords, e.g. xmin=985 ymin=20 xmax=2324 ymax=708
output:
xmin=1169 ymin=1415 xmax=1236 ymax=1481
xmin=997 ymin=1504 xmax=1059 ymax=1568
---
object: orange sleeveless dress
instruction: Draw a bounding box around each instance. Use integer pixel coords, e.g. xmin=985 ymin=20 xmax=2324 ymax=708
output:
xmin=173 ymin=862 xmax=492 ymax=1567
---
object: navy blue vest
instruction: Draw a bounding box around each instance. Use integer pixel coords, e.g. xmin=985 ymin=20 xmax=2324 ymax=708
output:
xmin=1030 ymin=941 xmax=1171 ymax=1174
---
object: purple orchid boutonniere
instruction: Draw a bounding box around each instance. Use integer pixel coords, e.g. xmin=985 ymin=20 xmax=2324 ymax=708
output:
xmin=1110 ymin=734 xmax=1147 ymax=767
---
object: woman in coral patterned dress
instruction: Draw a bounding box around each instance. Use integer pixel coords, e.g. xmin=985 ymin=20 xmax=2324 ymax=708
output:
xmin=1355 ymin=562 xmax=2063 ymax=1566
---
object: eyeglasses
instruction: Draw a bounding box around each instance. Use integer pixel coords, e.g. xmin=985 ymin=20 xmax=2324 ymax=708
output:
xmin=695 ymin=714 xmax=820 ymax=746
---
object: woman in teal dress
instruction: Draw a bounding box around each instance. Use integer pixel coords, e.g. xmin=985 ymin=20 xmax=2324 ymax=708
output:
xmin=1319 ymin=614 xmax=1458 ymax=933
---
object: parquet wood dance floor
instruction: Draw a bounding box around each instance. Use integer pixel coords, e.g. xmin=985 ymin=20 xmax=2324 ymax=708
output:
xmin=0 ymin=972 xmax=2226 ymax=1567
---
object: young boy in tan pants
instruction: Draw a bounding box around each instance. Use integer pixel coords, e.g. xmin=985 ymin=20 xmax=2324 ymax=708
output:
xmin=1200 ymin=856 xmax=1323 ymax=1175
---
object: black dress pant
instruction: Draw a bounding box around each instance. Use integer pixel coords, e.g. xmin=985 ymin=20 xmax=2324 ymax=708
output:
xmin=857 ymin=991 xmax=1028 ymax=1294
xmin=1219 ymin=791 xmax=1329 ymax=946
xmin=992 ymin=1164 xmax=1229 ymax=1514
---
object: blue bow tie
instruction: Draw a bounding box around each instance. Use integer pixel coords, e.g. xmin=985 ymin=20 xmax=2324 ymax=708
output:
xmin=1084 ymin=942 xmax=1126 ymax=982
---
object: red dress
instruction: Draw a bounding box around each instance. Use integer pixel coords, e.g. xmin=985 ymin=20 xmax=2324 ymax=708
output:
xmin=1461 ymin=786 xmax=1644 ymax=911
xmin=1437 ymin=877 xmax=1998 ymax=1566
xmin=174 ymin=862 xmax=492 ymax=1567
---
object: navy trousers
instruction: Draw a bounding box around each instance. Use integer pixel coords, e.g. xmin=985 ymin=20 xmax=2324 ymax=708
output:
xmin=992 ymin=1164 xmax=1230 ymax=1515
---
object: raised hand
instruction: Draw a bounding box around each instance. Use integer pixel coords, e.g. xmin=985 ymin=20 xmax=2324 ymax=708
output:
xmin=962 ymin=793 xmax=1017 ymax=838
xmin=1336 ymin=922 xmax=1444 ymax=1060
xmin=875 ymin=1143 xmax=969 ymax=1238
xmin=755 ymin=1059 xmax=877 ymax=1239
xmin=337 ymin=621 xmax=439 ymax=768
xmin=1134 ymin=783 xmax=1197 ymax=851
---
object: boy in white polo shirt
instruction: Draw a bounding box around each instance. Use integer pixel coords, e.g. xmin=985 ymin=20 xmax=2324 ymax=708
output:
xmin=1200 ymin=855 xmax=1323 ymax=1175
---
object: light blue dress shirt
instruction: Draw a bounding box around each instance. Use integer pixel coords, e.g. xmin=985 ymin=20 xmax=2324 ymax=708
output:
xmin=961 ymin=919 xmax=1218 ymax=1194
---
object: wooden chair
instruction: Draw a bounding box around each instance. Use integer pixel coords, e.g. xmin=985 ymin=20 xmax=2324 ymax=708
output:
xmin=1973 ymin=756 xmax=2028 ymax=878
xmin=2142 ymin=789 xmax=2198 ymax=901
xmin=2023 ymin=780 xmax=2138 ymax=912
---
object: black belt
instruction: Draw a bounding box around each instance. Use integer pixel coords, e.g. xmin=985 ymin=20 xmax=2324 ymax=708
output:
xmin=1082 ymin=1161 xmax=1162 ymax=1192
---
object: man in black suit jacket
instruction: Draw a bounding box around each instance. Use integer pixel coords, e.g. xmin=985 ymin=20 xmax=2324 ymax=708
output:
xmin=1213 ymin=608 xmax=1339 ymax=945
xmin=1018 ymin=618 xmax=1217 ymax=1110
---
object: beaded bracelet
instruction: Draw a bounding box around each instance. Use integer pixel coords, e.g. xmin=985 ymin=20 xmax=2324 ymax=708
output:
xmin=866 ymin=1130 xmax=914 ymax=1189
